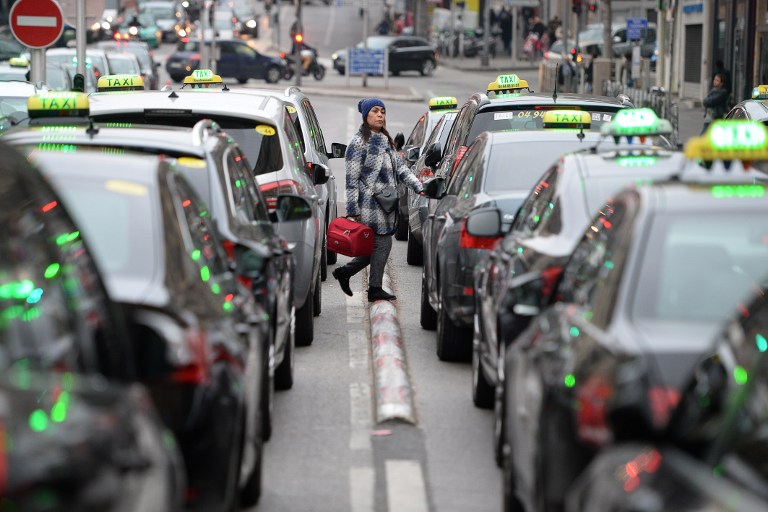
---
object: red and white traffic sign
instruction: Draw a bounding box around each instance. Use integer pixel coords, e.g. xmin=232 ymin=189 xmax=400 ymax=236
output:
xmin=10 ymin=0 xmax=65 ymax=49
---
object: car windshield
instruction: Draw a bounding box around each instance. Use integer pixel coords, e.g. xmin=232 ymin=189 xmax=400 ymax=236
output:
xmin=483 ymin=140 xmax=589 ymax=194
xmin=634 ymin=212 xmax=768 ymax=322
xmin=107 ymin=56 xmax=140 ymax=74
xmin=467 ymin=108 xmax=619 ymax=141
xmin=361 ymin=37 xmax=392 ymax=50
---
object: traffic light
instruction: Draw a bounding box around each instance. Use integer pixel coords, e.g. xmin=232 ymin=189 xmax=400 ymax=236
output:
xmin=588 ymin=2 xmax=597 ymax=12
xmin=571 ymin=0 xmax=582 ymax=15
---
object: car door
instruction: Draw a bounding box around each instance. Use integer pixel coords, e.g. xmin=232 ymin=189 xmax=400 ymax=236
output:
xmin=216 ymin=41 xmax=239 ymax=78
xmin=236 ymin=42 xmax=266 ymax=78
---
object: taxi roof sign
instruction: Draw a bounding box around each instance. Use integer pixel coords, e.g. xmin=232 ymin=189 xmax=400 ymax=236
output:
xmin=183 ymin=69 xmax=223 ymax=88
xmin=685 ymin=120 xmax=768 ymax=161
xmin=97 ymin=74 xmax=145 ymax=92
xmin=428 ymin=96 xmax=458 ymax=110
xmin=542 ymin=110 xmax=591 ymax=129
xmin=751 ymin=84 xmax=768 ymax=100
xmin=27 ymin=92 xmax=89 ymax=119
xmin=8 ymin=57 xmax=29 ymax=67
xmin=487 ymin=74 xmax=531 ymax=95
xmin=601 ymin=108 xmax=673 ymax=138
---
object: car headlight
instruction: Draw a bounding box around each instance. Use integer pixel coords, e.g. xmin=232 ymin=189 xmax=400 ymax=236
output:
xmin=92 ymin=22 xmax=101 ymax=31
xmin=331 ymin=52 xmax=338 ymax=60
xmin=129 ymin=26 xmax=138 ymax=35
xmin=246 ymin=19 xmax=257 ymax=28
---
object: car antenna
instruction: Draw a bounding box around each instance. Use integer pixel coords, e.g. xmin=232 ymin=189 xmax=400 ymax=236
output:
xmin=552 ymin=63 xmax=559 ymax=103
xmin=85 ymin=117 xmax=99 ymax=138
xmin=222 ymin=82 xmax=229 ymax=92
xmin=168 ymin=89 xmax=179 ymax=98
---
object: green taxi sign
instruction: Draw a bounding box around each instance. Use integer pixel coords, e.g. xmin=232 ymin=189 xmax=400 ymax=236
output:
xmin=428 ymin=96 xmax=458 ymax=110
xmin=27 ymin=92 xmax=90 ymax=119
xmin=601 ymin=108 xmax=673 ymax=138
xmin=183 ymin=69 xmax=223 ymax=88
xmin=487 ymin=74 xmax=531 ymax=96
xmin=710 ymin=185 xmax=765 ymax=199
xmin=497 ymin=74 xmax=520 ymax=87
xmin=685 ymin=120 xmax=768 ymax=161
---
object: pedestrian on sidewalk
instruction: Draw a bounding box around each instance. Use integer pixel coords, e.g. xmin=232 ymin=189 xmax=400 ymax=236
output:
xmin=702 ymin=73 xmax=729 ymax=133
xmin=333 ymin=98 xmax=424 ymax=302
xmin=499 ymin=7 xmax=512 ymax=57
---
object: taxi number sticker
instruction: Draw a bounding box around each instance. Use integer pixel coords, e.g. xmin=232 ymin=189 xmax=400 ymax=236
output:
xmin=286 ymin=105 xmax=297 ymax=114
xmin=177 ymin=157 xmax=206 ymax=168
xmin=592 ymin=113 xmax=601 ymax=121
xmin=603 ymin=114 xmax=613 ymax=122
xmin=255 ymin=125 xmax=276 ymax=136
xmin=494 ymin=112 xmax=515 ymax=120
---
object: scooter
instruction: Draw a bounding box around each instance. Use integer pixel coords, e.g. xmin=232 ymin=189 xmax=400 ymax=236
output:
xmin=281 ymin=47 xmax=326 ymax=81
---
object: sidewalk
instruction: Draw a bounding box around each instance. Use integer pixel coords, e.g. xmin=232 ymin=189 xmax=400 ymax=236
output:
xmin=439 ymin=53 xmax=540 ymax=73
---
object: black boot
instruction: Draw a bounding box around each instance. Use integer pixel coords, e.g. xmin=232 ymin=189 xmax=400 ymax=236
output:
xmin=332 ymin=266 xmax=353 ymax=297
xmin=368 ymin=286 xmax=396 ymax=302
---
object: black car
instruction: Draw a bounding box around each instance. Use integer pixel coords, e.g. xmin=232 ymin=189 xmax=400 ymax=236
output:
xmin=566 ymin=285 xmax=768 ymax=511
xmin=4 ymin=118 xmax=309 ymax=441
xmin=421 ymin=123 xmax=603 ymax=362
xmin=501 ymin=174 xmax=768 ymax=512
xmin=0 ymin=141 xmax=185 ymax=511
xmin=166 ymin=38 xmax=283 ymax=83
xmin=26 ymin=148 xmax=268 ymax=512
xmin=332 ymin=35 xmax=437 ymax=76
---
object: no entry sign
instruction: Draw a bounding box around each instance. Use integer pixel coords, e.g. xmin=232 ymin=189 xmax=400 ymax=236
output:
xmin=10 ymin=0 xmax=65 ymax=49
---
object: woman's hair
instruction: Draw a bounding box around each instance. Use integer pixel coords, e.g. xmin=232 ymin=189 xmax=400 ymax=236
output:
xmin=360 ymin=122 xmax=395 ymax=147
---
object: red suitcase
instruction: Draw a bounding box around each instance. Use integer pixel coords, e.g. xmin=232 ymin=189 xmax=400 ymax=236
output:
xmin=327 ymin=217 xmax=374 ymax=257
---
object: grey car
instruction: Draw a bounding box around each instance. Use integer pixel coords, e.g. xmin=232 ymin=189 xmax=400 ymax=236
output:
xmin=87 ymin=87 xmax=329 ymax=346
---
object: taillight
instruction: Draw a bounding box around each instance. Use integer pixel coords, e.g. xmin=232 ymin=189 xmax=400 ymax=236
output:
xmin=418 ymin=167 xmax=434 ymax=181
xmin=452 ymin=145 xmax=469 ymax=173
xmin=171 ymin=328 xmax=210 ymax=384
xmin=648 ymin=387 xmax=679 ymax=429
xmin=576 ymin=374 xmax=613 ymax=446
xmin=221 ymin=240 xmax=235 ymax=261
xmin=540 ymin=265 xmax=564 ymax=300
xmin=259 ymin=180 xmax=302 ymax=211
xmin=459 ymin=218 xmax=499 ymax=250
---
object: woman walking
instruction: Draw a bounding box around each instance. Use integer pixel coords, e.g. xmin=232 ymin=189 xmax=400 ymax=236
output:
xmin=332 ymin=98 xmax=424 ymax=302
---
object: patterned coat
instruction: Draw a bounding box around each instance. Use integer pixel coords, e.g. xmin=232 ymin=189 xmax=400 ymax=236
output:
xmin=345 ymin=130 xmax=423 ymax=235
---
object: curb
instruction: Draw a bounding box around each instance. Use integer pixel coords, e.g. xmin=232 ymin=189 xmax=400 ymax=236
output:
xmin=439 ymin=60 xmax=540 ymax=73
xmin=366 ymin=267 xmax=416 ymax=424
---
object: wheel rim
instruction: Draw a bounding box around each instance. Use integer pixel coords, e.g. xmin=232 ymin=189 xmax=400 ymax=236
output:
xmin=423 ymin=60 xmax=434 ymax=74
xmin=268 ymin=67 xmax=280 ymax=82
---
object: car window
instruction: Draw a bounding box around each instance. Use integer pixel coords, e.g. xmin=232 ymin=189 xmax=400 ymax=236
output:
xmin=466 ymin=108 xmax=618 ymax=140
xmin=509 ymin=165 xmax=559 ymax=236
xmin=727 ymin=108 xmax=747 ymax=120
xmin=231 ymin=147 xmax=270 ymax=221
xmin=224 ymin=147 xmax=257 ymax=223
xmin=233 ymin=43 xmax=256 ymax=58
xmin=558 ymin=199 xmax=630 ymax=322
xmin=447 ymin=142 xmax=480 ymax=196
xmin=287 ymin=105 xmax=306 ymax=153
xmin=303 ymin=99 xmax=327 ymax=154
xmin=406 ymin=114 xmax=427 ymax=149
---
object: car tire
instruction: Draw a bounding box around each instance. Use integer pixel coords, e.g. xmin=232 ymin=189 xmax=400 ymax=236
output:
xmin=420 ymin=270 xmax=437 ymax=330
xmin=320 ymin=236 xmax=328 ymax=281
xmin=265 ymin=65 xmax=281 ymax=84
xmin=394 ymin=214 xmax=408 ymax=241
xmin=274 ymin=305 xmax=295 ymax=391
xmin=494 ymin=341 xmax=507 ymax=467
xmin=436 ymin=278 xmax=472 ymax=361
xmin=295 ymin=292 xmax=314 ymax=346
xmin=237 ymin=77 xmax=249 ymax=84
xmin=407 ymin=233 xmax=423 ymax=265
xmin=312 ymin=270 xmax=321 ymax=317
xmin=420 ymin=59 xmax=436 ymax=76
xmin=312 ymin=65 xmax=325 ymax=81
xmin=472 ymin=335 xmax=494 ymax=408
xmin=336 ymin=67 xmax=345 ymax=75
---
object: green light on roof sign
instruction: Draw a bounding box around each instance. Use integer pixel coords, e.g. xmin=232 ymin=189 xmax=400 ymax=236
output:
xmin=602 ymin=108 xmax=673 ymax=137
xmin=497 ymin=74 xmax=520 ymax=86
xmin=614 ymin=108 xmax=658 ymax=128
xmin=616 ymin=156 xmax=658 ymax=167
xmin=709 ymin=121 xmax=767 ymax=150
xmin=710 ymin=185 xmax=765 ymax=199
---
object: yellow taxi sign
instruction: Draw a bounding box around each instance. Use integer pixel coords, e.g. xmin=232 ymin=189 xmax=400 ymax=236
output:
xmin=27 ymin=92 xmax=89 ymax=118
xmin=751 ymin=84 xmax=768 ymax=100
xmin=183 ymin=69 xmax=223 ymax=88
xmin=487 ymin=74 xmax=531 ymax=95
xmin=9 ymin=57 xmax=29 ymax=68
xmin=428 ymin=96 xmax=458 ymax=110
xmin=542 ymin=110 xmax=591 ymax=129
xmin=97 ymin=74 xmax=145 ymax=92
xmin=685 ymin=120 xmax=768 ymax=161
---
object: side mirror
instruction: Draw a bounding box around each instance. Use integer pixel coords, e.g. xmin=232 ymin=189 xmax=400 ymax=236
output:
xmin=424 ymin=142 xmax=442 ymax=168
xmin=273 ymin=194 xmax=312 ymax=222
xmin=394 ymin=132 xmax=405 ymax=151
xmin=465 ymin=207 xmax=502 ymax=238
xmin=329 ymin=142 xmax=347 ymax=159
xmin=406 ymin=146 xmax=420 ymax=164
xmin=424 ymin=176 xmax=446 ymax=199
xmin=309 ymin=162 xmax=330 ymax=185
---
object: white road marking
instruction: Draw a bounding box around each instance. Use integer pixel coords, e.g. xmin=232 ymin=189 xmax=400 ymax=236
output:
xmin=425 ymin=90 xmax=436 ymax=100
xmin=349 ymin=382 xmax=372 ymax=450
xmin=324 ymin=3 xmax=336 ymax=47
xmin=17 ymin=16 xmax=57 ymax=27
xmin=349 ymin=466 xmax=375 ymax=512
xmin=386 ymin=460 xmax=429 ymax=512
xmin=347 ymin=106 xmax=357 ymax=142
xmin=348 ymin=330 xmax=368 ymax=370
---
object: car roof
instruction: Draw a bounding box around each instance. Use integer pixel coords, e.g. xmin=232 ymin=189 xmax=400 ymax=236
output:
xmin=737 ymin=99 xmax=768 ymax=121
xmin=569 ymin=147 xmax=687 ymax=178
xmin=485 ymin=129 xmax=603 ymax=145
xmin=636 ymin=179 xmax=768 ymax=211
xmin=0 ymin=81 xmax=46 ymax=96
xmin=87 ymin=89 xmax=286 ymax=123
xmin=5 ymin=124 xmax=208 ymax=156
xmin=29 ymin=146 xmax=165 ymax=185
xmin=475 ymin=92 xmax=625 ymax=109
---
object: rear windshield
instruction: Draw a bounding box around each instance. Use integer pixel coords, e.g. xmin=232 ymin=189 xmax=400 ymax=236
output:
xmin=633 ymin=212 xmax=768 ymax=322
xmin=89 ymin=113 xmax=284 ymax=174
xmin=483 ymin=140 xmax=590 ymax=194
xmin=50 ymin=176 xmax=158 ymax=282
xmin=107 ymin=56 xmax=140 ymax=74
xmin=467 ymin=107 xmax=620 ymax=142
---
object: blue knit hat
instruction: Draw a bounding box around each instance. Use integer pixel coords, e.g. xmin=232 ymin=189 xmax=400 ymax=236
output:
xmin=358 ymin=98 xmax=386 ymax=123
